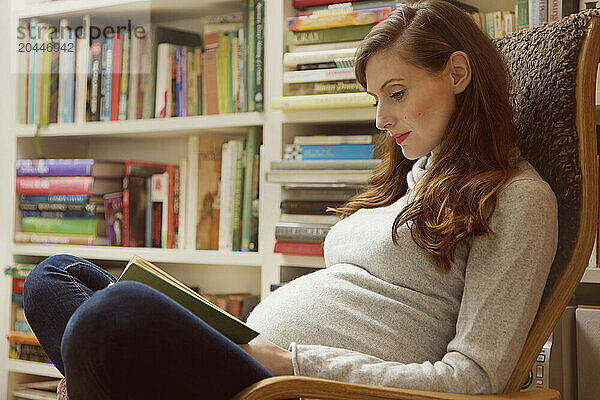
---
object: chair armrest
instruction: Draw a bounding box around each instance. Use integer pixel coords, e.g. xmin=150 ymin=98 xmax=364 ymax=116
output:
xmin=232 ymin=376 xmax=560 ymax=400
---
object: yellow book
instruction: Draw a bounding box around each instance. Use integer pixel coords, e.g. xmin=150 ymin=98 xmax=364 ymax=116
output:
xmin=271 ymin=92 xmax=376 ymax=110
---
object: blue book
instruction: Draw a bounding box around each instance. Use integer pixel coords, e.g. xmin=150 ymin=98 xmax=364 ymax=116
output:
xmin=20 ymin=195 xmax=89 ymax=204
xmin=301 ymin=144 xmax=374 ymax=160
xmin=21 ymin=211 xmax=95 ymax=218
xmin=176 ymin=47 xmax=183 ymax=117
xmin=103 ymin=35 xmax=113 ymax=121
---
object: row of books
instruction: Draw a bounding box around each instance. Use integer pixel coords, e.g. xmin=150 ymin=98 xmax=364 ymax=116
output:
xmin=18 ymin=0 xmax=264 ymax=125
xmin=199 ymin=130 xmax=261 ymax=252
xmin=274 ymin=0 xmax=590 ymax=111
xmin=14 ymin=159 xmax=184 ymax=248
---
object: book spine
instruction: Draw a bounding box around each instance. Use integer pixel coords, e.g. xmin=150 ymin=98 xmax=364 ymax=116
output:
xmin=18 ymin=26 xmax=29 ymax=125
xmin=300 ymin=144 xmax=374 ymax=160
xmin=283 ymin=67 xmax=355 ymax=83
xmin=74 ymin=37 xmax=88 ymax=123
xmin=27 ymin=19 xmax=37 ymax=125
xmin=272 ymin=159 xmax=380 ymax=170
xmin=218 ymin=142 xmax=233 ymax=251
xmin=516 ymin=0 xmax=530 ymax=30
xmin=195 ymin=48 xmax=203 ymax=115
xmin=255 ymin=0 xmax=264 ymax=112
xmin=273 ymin=241 xmax=324 ymax=256
xmin=89 ymin=43 xmax=102 ymax=121
xmin=103 ymin=35 xmax=113 ymax=121
xmin=203 ymin=33 xmax=220 ymax=115
xmin=110 ymin=34 xmax=122 ymax=121
xmin=173 ymin=166 xmax=180 ymax=248
xmin=16 ymin=177 xmax=92 ymax=195
xmin=16 ymin=161 xmax=93 ymax=176
xmin=286 ymin=24 xmax=372 ymax=46
xmin=155 ymin=44 xmax=171 ymax=118
xmin=293 ymin=134 xmax=372 ymax=145
xmin=284 ymin=79 xmax=362 ymax=96
xmin=127 ymin=34 xmax=140 ymax=120
xmin=20 ymin=194 xmax=89 ymax=204
xmin=231 ymin=140 xmax=244 ymax=251
xmin=247 ymin=0 xmax=256 ymax=111
xmin=21 ymin=217 xmax=99 ymax=235
xmin=14 ymin=232 xmax=100 ymax=246
xmin=288 ymin=7 xmax=391 ymax=31
xmin=21 ymin=211 xmax=95 ymax=218
xmin=227 ymin=31 xmax=235 ymax=114
xmin=528 ymin=0 xmax=547 ymax=28
xmin=145 ymin=177 xmax=152 ymax=247
xmin=272 ymin=92 xmax=375 ymax=110
xmin=40 ymin=34 xmax=51 ymax=126
xmin=241 ymin=127 xmax=259 ymax=251
xmin=167 ymin=165 xmax=176 ymax=248
xmin=283 ymin=48 xmax=356 ymax=68
xmin=119 ymin=33 xmax=130 ymax=120
xmin=182 ymin=47 xmax=188 ymax=117
xmin=187 ymin=48 xmax=196 ymax=116
xmin=176 ymin=47 xmax=183 ymax=117
xmin=292 ymin=0 xmax=366 ymax=6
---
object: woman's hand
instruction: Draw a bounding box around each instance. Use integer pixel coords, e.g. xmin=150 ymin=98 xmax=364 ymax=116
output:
xmin=239 ymin=334 xmax=294 ymax=375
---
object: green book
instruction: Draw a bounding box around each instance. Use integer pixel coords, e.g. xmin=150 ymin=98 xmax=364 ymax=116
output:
xmin=286 ymin=24 xmax=373 ymax=46
xmin=232 ymin=138 xmax=245 ymax=251
xmin=40 ymin=36 xmax=52 ymax=126
xmin=21 ymin=217 xmax=99 ymax=235
xmin=117 ymin=255 xmax=259 ymax=344
xmin=241 ymin=127 xmax=259 ymax=251
xmin=516 ymin=0 xmax=529 ymax=31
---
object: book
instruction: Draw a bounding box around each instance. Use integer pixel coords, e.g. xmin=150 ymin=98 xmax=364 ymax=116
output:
xmin=15 ymin=231 xmax=108 ymax=246
xmin=271 ymin=92 xmax=376 ymax=110
xmin=288 ymin=40 xmax=363 ymax=53
xmin=242 ymin=127 xmax=260 ymax=251
xmin=281 ymin=187 xmax=359 ymax=201
xmin=272 ymin=159 xmax=381 ymax=170
xmin=119 ymin=32 xmax=130 ymax=120
xmin=528 ymin=0 xmax=547 ymax=28
xmin=293 ymin=0 xmax=371 ymax=7
xmin=293 ymin=134 xmax=373 ymax=145
xmin=89 ymin=42 xmax=103 ymax=121
xmin=284 ymin=80 xmax=363 ymax=96
xmin=102 ymin=34 xmax=114 ymax=121
xmin=16 ymin=177 xmax=123 ymax=196
xmin=288 ymin=7 xmax=392 ymax=31
xmin=110 ymin=33 xmax=123 ymax=121
xmin=16 ymin=159 xmax=124 ymax=178
xmin=219 ymin=141 xmax=236 ymax=251
xmin=104 ymin=192 xmax=124 ymax=246
xmin=116 ymin=255 xmax=259 ymax=344
xmin=283 ymin=67 xmax=355 ymax=83
xmin=231 ymin=139 xmax=245 ymax=251
xmin=74 ymin=16 xmax=90 ymax=123
xmin=21 ymin=217 xmax=106 ymax=236
xmin=285 ymin=24 xmax=373 ymax=46
xmin=516 ymin=0 xmax=529 ymax=30
xmin=275 ymin=222 xmax=332 ymax=243
xmin=283 ymin=48 xmax=357 ymax=68
xmin=254 ymin=0 xmax=265 ymax=112
xmin=273 ymin=240 xmax=324 ymax=256
xmin=196 ymin=137 xmax=227 ymax=250
xmin=266 ymin=169 xmax=372 ymax=184
xmin=280 ymin=200 xmax=344 ymax=215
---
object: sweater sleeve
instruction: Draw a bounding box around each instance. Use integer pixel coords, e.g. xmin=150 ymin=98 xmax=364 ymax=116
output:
xmin=288 ymin=178 xmax=559 ymax=394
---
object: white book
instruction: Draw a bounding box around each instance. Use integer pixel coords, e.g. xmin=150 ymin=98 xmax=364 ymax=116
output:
xmin=529 ymin=0 xmax=548 ymax=27
xmin=504 ymin=12 xmax=515 ymax=34
xmin=155 ymin=43 xmax=177 ymax=118
xmin=267 ymin=169 xmax=371 ymax=184
xmin=288 ymin=40 xmax=362 ymax=53
xmin=151 ymin=172 xmax=169 ymax=248
xmin=218 ymin=141 xmax=233 ymax=251
xmin=283 ymin=48 xmax=357 ymax=68
xmin=283 ymin=67 xmax=355 ymax=83
xmin=74 ymin=37 xmax=89 ymax=123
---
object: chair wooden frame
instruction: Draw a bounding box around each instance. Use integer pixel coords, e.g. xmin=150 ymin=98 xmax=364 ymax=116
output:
xmin=234 ymin=15 xmax=600 ymax=400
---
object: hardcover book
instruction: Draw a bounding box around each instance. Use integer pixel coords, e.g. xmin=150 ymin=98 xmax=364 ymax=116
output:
xmin=117 ymin=255 xmax=259 ymax=344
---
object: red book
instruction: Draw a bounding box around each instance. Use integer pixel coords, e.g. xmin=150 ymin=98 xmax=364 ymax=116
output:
xmin=274 ymin=241 xmax=324 ymax=256
xmin=16 ymin=176 xmax=122 ymax=195
xmin=13 ymin=277 xmax=26 ymax=294
xmin=293 ymin=0 xmax=369 ymax=7
xmin=166 ymin=164 xmax=176 ymax=248
xmin=110 ymin=33 xmax=123 ymax=121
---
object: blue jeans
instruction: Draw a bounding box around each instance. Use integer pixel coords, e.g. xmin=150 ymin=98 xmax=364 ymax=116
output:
xmin=23 ymin=254 xmax=273 ymax=399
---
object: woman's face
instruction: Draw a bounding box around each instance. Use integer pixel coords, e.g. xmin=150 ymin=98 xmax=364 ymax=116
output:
xmin=365 ymin=51 xmax=457 ymax=160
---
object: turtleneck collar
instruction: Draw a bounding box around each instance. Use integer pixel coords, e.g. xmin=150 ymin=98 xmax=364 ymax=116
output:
xmin=405 ymin=146 xmax=523 ymax=191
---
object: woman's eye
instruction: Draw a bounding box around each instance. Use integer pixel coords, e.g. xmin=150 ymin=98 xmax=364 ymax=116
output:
xmin=391 ymin=90 xmax=406 ymax=101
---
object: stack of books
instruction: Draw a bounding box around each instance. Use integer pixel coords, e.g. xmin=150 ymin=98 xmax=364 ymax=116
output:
xmin=17 ymin=0 xmax=265 ymax=125
xmin=15 ymin=159 xmax=124 ymax=246
xmin=4 ymin=264 xmax=52 ymax=364
xmin=269 ymin=132 xmax=381 ymax=256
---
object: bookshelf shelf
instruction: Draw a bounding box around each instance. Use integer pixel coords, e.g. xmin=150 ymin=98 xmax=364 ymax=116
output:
xmin=13 ymin=112 xmax=264 ymax=138
xmin=10 ymin=244 xmax=264 ymax=266
xmin=13 ymin=0 xmax=148 ymax=20
xmin=280 ymin=107 xmax=376 ymax=124
xmin=582 ymin=267 xmax=600 ymax=284
xmin=6 ymin=359 xmax=62 ymax=379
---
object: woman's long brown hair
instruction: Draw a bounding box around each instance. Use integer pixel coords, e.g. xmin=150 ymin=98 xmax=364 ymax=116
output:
xmin=334 ymin=0 xmax=520 ymax=272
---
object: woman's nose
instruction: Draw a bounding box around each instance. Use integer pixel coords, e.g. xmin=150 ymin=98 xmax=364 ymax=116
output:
xmin=375 ymin=105 xmax=395 ymax=131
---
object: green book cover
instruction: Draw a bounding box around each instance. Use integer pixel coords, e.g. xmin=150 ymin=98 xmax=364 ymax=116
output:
xmin=232 ymin=139 xmax=245 ymax=251
xmin=21 ymin=217 xmax=99 ymax=235
xmin=286 ymin=24 xmax=373 ymax=46
xmin=241 ymin=127 xmax=259 ymax=251
xmin=516 ymin=0 xmax=529 ymax=31
xmin=117 ymin=255 xmax=259 ymax=344
xmin=247 ymin=0 xmax=256 ymax=112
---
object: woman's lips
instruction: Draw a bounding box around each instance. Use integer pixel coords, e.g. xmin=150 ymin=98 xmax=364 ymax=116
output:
xmin=393 ymin=131 xmax=412 ymax=144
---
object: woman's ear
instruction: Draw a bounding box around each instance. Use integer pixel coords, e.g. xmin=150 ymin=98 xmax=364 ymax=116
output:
xmin=447 ymin=51 xmax=472 ymax=94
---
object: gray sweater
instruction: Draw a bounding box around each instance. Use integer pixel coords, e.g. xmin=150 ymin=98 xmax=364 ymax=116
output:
xmin=246 ymin=150 xmax=558 ymax=394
